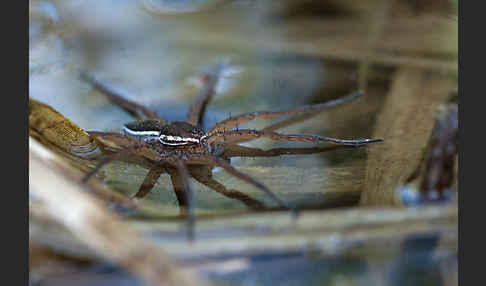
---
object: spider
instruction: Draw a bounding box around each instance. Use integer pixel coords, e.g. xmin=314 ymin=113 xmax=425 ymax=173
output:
xmin=81 ymin=63 xmax=383 ymax=239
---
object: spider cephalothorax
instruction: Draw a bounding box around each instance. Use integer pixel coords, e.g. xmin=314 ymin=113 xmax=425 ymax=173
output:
xmin=123 ymin=120 xmax=208 ymax=146
xmin=81 ymin=65 xmax=383 ymax=240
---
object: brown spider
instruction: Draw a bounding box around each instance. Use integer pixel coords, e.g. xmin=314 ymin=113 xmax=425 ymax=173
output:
xmin=81 ymin=64 xmax=383 ymax=239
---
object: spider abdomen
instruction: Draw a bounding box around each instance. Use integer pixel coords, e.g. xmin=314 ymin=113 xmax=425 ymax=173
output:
xmin=159 ymin=134 xmax=200 ymax=146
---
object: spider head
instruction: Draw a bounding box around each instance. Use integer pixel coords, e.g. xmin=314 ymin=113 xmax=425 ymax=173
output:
xmin=158 ymin=121 xmax=208 ymax=146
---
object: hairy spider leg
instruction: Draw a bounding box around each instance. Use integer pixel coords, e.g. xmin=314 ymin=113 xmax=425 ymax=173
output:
xmin=208 ymin=91 xmax=363 ymax=134
xmin=81 ymin=140 xmax=164 ymax=183
xmin=186 ymin=65 xmax=223 ymax=126
xmin=81 ymin=145 xmax=145 ymax=183
xmin=210 ymin=129 xmax=384 ymax=146
xmin=132 ymin=165 xmax=167 ymax=199
xmin=187 ymin=154 xmax=298 ymax=216
xmin=223 ymin=144 xmax=358 ymax=158
xmin=257 ymin=91 xmax=368 ymax=136
xmin=81 ymin=138 xmax=196 ymax=240
xmin=189 ymin=166 xmax=266 ymax=210
xmin=166 ymin=167 xmax=189 ymax=212
xmin=123 ymin=157 xmax=266 ymax=210
xmin=86 ymin=131 xmax=269 ymax=212
xmin=167 ymin=159 xmax=195 ymax=242
xmin=81 ymin=72 xmax=165 ymax=122
xmin=88 ymin=131 xmax=141 ymax=150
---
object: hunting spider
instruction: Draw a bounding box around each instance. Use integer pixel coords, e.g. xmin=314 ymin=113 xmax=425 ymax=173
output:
xmin=81 ymin=63 xmax=383 ymax=239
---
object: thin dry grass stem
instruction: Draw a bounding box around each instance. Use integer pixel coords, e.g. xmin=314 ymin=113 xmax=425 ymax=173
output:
xmin=360 ymin=68 xmax=456 ymax=206
xmin=180 ymin=14 xmax=457 ymax=73
xmin=29 ymin=138 xmax=202 ymax=286
xmin=132 ymin=204 xmax=457 ymax=258
xmin=280 ymin=15 xmax=457 ymax=55
xmin=31 ymin=199 xmax=457 ymax=260
xmin=357 ymin=0 xmax=395 ymax=92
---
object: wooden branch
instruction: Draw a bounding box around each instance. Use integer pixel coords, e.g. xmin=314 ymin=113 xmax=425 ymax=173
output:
xmin=31 ymin=202 xmax=457 ymax=259
xmin=360 ymin=68 xmax=456 ymax=206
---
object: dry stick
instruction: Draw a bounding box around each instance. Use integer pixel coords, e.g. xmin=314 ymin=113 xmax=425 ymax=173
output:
xmin=280 ymin=15 xmax=457 ymax=56
xmin=29 ymin=138 xmax=200 ymax=286
xmin=360 ymin=68 xmax=456 ymax=206
xmin=32 ymin=201 xmax=457 ymax=260
xmin=179 ymin=19 xmax=457 ymax=73
xmin=127 ymin=202 xmax=457 ymax=258
xmin=357 ymin=0 xmax=395 ymax=92
xmin=142 ymin=0 xmax=239 ymax=16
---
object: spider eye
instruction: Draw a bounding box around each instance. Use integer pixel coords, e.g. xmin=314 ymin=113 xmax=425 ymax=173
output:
xmin=192 ymin=129 xmax=199 ymax=135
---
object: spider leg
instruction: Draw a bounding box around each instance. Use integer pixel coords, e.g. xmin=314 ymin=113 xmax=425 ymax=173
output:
xmin=189 ymin=165 xmax=266 ymax=210
xmin=257 ymin=92 xmax=365 ymax=135
xmin=166 ymin=159 xmax=195 ymax=241
xmin=81 ymin=145 xmax=144 ymax=183
xmin=187 ymin=154 xmax=297 ymax=215
xmin=260 ymin=112 xmax=322 ymax=133
xmin=81 ymin=72 xmax=165 ymax=122
xmin=166 ymin=167 xmax=189 ymax=213
xmin=132 ymin=165 xmax=167 ymax=199
xmin=88 ymin=131 xmax=140 ymax=150
xmin=186 ymin=66 xmax=222 ymax=126
xmin=81 ymin=139 xmax=163 ymax=183
xmin=210 ymin=129 xmax=384 ymax=146
xmin=223 ymin=144 xmax=357 ymax=158
xmin=208 ymin=91 xmax=363 ymax=134
xmin=88 ymin=132 xmax=163 ymax=162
